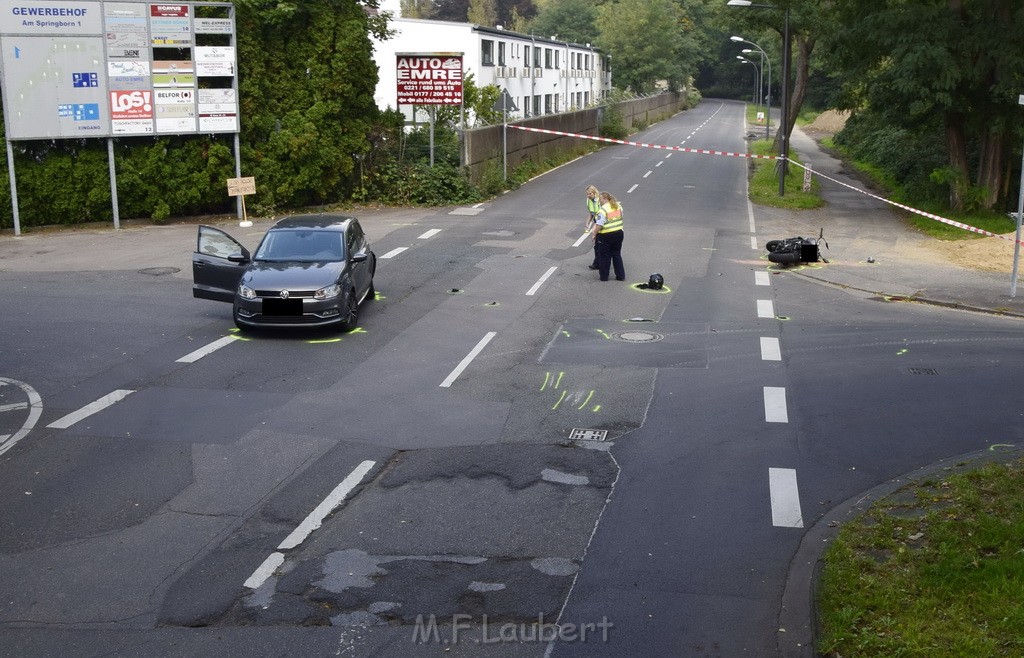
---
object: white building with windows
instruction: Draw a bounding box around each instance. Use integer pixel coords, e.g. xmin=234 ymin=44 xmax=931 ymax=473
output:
xmin=370 ymin=17 xmax=612 ymax=122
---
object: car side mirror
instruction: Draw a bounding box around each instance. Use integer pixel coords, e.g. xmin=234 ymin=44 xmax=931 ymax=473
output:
xmin=351 ymin=252 xmax=368 ymax=263
xmin=228 ymin=249 xmax=250 ymax=263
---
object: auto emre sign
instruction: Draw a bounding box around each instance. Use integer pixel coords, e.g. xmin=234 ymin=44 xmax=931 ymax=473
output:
xmin=396 ymin=52 xmax=463 ymax=105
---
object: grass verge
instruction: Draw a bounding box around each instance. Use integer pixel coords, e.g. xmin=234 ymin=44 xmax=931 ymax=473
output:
xmin=748 ymin=139 xmax=824 ymax=210
xmin=817 ymin=457 xmax=1024 ymax=657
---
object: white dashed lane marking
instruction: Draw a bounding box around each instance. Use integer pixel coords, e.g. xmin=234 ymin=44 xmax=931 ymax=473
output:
xmin=417 ymin=229 xmax=441 ymax=240
xmin=763 ymin=386 xmax=788 ymax=423
xmin=381 ymin=247 xmax=408 ymax=259
xmin=760 ymin=337 xmax=782 ymax=361
xmin=769 ymin=468 xmax=804 ymax=528
xmin=47 ymin=389 xmax=134 ymax=429
xmin=755 ymin=271 xmax=770 ymax=286
xmin=440 ymin=332 xmax=497 ymax=388
xmin=176 ymin=335 xmax=239 ymax=364
xmin=757 ymin=299 xmax=775 ymax=318
xmin=526 ymin=266 xmax=558 ymax=296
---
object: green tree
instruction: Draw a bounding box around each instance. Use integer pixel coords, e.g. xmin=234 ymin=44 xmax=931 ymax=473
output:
xmin=822 ymin=0 xmax=1024 ymax=211
xmin=528 ymin=0 xmax=599 ymax=44
xmin=468 ymin=0 xmax=498 ymax=26
xmin=234 ymin=0 xmax=384 ymax=210
xmin=400 ymin=0 xmax=436 ymax=18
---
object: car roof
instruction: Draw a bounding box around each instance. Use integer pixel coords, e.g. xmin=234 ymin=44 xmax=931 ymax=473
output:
xmin=269 ymin=214 xmax=357 ymax=232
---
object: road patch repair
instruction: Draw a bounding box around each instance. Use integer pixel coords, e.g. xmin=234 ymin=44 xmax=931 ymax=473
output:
xmin=160 ymin=444 xmax=617 ymax=637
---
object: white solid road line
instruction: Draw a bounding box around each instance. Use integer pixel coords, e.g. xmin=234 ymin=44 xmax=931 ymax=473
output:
xmin=769 ymin=468 xmax=804 ymax=528
xmin=245 ymin=459 xmax=377 ymax=590
xmin=440 ymin=332 xmax=497 ymax=388
xmin=381 ymin=247 xmax=408 ymax=259
xmin=755 ymin=271 xmax=770 ymax=286
xmin=278 ymin=460 xmax=377 ymax=551
xmin=572 ymin=232 xmax=590 ymax=248
xmin=47 ymin=389 xmax=134 ymax=429
xmin=244 ymin=552 xmax=285 ymax=590
xmin=750 ymin=236 xmax=758 ymax=250
xmin=757 ymin=299 xmax=775 ymax=318
xmin=176 ymin=335 xmax=239 ymax=364
xmin=417 ymin=228 xmax=441 ymax=240
xmin=526 ymin=266 xmax=558 ymax=296
xmin=760 ymin=337 xmax=782 ymax=361
xmin=763 ymin=386 xmax=789 ymax=423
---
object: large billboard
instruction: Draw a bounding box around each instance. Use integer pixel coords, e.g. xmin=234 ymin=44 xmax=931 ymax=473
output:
xmin=396 ymin=52 xmax=463 ymax=106
xmin=0 ymin=0 xmax=238 ymax=140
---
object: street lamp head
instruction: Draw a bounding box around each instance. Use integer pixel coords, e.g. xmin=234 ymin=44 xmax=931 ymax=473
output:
xmin=727 ymin=0 xmax=753 ymax=6
xmin=742 ymin=49 xmax=754 ymax=54
xmin=730 ymin=36 xmax=744 ymax=42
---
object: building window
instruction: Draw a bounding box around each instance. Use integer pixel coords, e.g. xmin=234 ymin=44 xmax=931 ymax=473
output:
xmin=544 ymin=48 xmax=552 ymax=69
xmin=533 ymin=47 xmax=542 ymax=68
xmin=555 ymin=51 xmax=560 ymax=69
xmin=554 ymin=93 xmax=560 ymax=112
xmin=544 ymin=94 xmax=552 ymax=114
xmin=523 ymin=46 xmax=529 ymax=65
xmin=533 ymin=95 xmax=541 ymax=116
xmin=482 ymin=40 xmax=494 ymax=66
xmin=498 ymin=42 xmax=506 ymax=66
xmin=523 ymin=96 xmax=530 ymax=117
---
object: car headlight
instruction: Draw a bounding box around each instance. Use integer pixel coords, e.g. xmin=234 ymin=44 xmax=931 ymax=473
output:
xmin=239 ymin=284 xmax=256 ymax=300
xmin=315 ymin=283 xmax=341 ymax=300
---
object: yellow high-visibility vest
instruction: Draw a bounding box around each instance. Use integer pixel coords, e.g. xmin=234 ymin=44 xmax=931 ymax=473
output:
xmin=599 ymin=203 xmax=623 ymax=233
xmin=587 ymin=196 xmax=601 ymax=216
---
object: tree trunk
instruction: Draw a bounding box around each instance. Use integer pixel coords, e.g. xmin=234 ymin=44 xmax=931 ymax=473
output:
xmin=944 ymin=116 xmax=969 ymax=211
xmin=976 ymin=129 xmax=1004 ymax=210
xmin=772 ymin=34 xmax=814 ymax=157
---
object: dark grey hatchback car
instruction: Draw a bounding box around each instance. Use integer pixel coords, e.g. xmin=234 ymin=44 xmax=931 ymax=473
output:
xmin=192 ymin=214 xmax=377 ymax=331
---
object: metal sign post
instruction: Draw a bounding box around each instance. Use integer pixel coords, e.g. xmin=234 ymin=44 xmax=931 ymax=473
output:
xmin=1012 ymin=94 xmax=1024 ymax=298
xmin=492 ymin=90 xmax=518 ymax=182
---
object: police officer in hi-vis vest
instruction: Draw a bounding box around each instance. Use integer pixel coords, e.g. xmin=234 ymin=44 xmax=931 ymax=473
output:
xmin=585 ymin=185 xmax=601 ymax=270
xmin=589 ymin=191 xmax=625 ymax=281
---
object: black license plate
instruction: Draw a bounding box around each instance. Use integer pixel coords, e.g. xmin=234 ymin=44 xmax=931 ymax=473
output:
xmin=262 ymin=298 xmax=303 ymax=316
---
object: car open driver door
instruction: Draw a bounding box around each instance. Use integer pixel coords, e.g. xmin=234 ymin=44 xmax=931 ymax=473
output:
xmin=192 ymin=225 xmax=250 ymax=303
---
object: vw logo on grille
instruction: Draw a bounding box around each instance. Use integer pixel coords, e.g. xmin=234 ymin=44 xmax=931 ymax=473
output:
xmin=279 ymin=290 xmax=290 ymax=299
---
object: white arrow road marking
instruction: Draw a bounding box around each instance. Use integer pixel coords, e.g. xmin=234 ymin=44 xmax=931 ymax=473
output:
xmin=0 ymin=378 xmax=43 ymax=457
xmin=176 ymin=335 xmax=239 ymax=363
xmin=769 ymin=468 xmax=804 ymax=527
xmin=47 ymin=389 xmax=134 ymax=429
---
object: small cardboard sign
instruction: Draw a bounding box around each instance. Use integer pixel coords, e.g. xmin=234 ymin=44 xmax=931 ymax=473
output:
xmin=227 ymin=176 xmax=256 ymax=196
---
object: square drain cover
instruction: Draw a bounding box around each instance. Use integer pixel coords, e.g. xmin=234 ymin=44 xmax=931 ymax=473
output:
xmin=570 ymin=428 xmax=608 ymax=441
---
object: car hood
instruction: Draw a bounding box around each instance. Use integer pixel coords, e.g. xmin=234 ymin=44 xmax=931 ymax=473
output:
xmin=242 ymin=261 xmax=345 ymax=291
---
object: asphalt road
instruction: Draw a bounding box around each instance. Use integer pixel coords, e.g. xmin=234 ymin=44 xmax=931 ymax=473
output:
xmin=1 ymin=99 xmax=1023 ymax=657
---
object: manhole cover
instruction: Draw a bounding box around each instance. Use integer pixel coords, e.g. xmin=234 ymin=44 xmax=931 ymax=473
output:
xmin=570 ymin=428 xmax=608 ymax=442
xmin=138 ymin=267 xmax=180 ymax=276
xmin=610 ymin=330 xmax=664 ymax=343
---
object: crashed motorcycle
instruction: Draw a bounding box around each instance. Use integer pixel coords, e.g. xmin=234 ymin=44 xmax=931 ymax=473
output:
xmin=765 ymin=228 xmax=829 ymax=265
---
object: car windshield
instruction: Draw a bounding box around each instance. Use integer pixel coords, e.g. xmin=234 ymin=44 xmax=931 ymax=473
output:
xmin=254 ymin=229 xmax=344 ymax=262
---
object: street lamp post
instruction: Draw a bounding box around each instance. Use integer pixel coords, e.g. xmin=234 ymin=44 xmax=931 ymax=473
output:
xmin=733 ymin=38 xmax=771 ymax=141
xmin=737 ymin=56 xmax=760 ymax=109
xmin=728 ymin=0 xmax=791 ymax=196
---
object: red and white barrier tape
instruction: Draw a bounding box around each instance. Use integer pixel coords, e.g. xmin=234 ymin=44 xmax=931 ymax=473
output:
xmin=508 ymin=124 xmax=778 ymax=160
xmin=510 ymin=123 xmax=1023 ymax=246
xmin=785 ymin=159 xmax=1024 ymax=246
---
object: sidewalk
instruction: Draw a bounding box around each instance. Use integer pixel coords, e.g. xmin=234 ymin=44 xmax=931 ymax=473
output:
xmin=755 ymin=125 xmax=1024 ymax=318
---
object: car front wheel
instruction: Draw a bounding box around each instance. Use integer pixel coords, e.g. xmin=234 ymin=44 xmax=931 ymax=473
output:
xmin=339 ymin=292 xmax=359 ymax=332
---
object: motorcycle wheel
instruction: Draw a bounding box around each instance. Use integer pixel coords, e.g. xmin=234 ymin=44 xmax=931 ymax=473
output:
xmin=768 ymin=251 xmax=801 ymax=264
xmin=766 ymin=240 xmax=784 ymax=253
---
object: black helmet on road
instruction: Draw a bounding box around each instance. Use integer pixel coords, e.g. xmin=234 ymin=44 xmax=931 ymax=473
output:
xmin=647 ymin=273 xmax=664 ymax=290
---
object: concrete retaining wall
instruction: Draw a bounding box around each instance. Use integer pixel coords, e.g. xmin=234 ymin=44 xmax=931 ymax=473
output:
xmin=463 ymin=91 xmax=688 ymax=184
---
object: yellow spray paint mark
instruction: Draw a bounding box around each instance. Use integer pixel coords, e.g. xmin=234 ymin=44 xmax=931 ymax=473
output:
xmin=552 ymin=390 xmax=568 ymax=410
xmin=308 ymin=338 xmax=342 ymax=344
xmin=897 ymin=348 xmax=908 ymax=355
xmin=591 ymin=405 xmax=601 ymax=412
xmin=541 ymin=372 xmax=551 ymax=392
xmin=554 ymin=371 xmax=565 ymax=389
xmin=989 ymin=443 xmax=1016 ymax=451
xmin=348 ymin=327 xmax=368 ymax=334
xmin=561 ymin=330 xmax=570 ymax=338
xmin=631 ymin=284 xmax=672 ymax=294
xmin=596 ymin=329 xmax=611 ymax=340
xmin=577 ymin=390 xmax=595 ymax=410
xmin=374 ymin=293 xmax=386 ymax=301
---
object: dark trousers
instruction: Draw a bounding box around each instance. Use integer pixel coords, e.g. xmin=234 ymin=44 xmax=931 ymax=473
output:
xmin=595 ymin=230 xmax=624 ymax=281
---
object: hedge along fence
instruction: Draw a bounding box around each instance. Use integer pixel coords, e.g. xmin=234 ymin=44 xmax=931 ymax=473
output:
xmin=462 ymin=91 xmax=689 ymax=185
